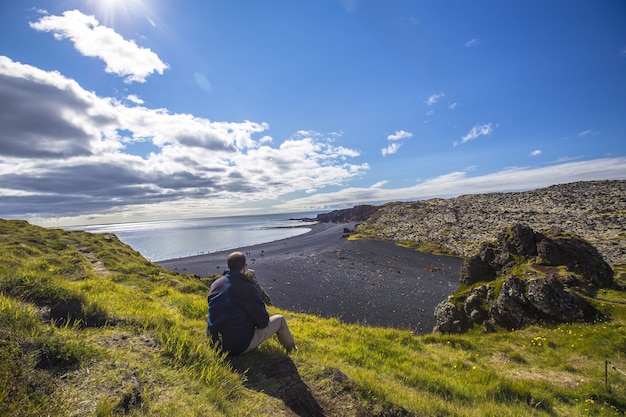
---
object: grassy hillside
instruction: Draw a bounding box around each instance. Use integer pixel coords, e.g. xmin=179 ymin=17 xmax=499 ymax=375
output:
xmin=1 ymin=218 xmax=625 ymax=416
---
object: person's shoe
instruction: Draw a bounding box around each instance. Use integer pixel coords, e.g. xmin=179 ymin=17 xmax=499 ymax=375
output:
xmin=286 ymin=345 xmax=298 ymax=354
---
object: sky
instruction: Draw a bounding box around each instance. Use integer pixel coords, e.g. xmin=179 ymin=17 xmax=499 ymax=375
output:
xmin=1 ymin=0 xmax=625 ymax=227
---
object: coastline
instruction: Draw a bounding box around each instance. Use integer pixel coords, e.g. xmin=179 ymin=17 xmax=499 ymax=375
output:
xmin=158 ymin=222 xmax=463 ymax=333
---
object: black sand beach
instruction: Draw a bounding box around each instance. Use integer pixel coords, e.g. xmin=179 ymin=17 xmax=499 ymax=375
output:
xmin=158 ymin=222 xmax=463 ymax=333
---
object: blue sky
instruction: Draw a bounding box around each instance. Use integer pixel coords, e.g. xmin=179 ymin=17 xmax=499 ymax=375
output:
xmin=1 ymin=0 xmax=625 ymax=226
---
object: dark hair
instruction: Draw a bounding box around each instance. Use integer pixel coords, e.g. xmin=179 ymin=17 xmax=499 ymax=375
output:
xmin=227 ymin=251 xmax=246 ymax=271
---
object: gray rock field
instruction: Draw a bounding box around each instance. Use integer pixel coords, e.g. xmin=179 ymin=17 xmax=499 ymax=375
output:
xmin=355 ymin=180 xmax=626 ymax=265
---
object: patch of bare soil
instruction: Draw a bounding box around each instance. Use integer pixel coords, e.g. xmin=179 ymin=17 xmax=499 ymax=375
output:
xmin=72 ymin=243 xmax=111 ymax=275
xmin=508 ymin=368 xmax=583 ymax=390
xmin=488 ymin=352 xmax=583 ymax=390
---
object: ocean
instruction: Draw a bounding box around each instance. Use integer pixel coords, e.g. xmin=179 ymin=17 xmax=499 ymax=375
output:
xmin=70 ymin=212 xmax=320 ymax=261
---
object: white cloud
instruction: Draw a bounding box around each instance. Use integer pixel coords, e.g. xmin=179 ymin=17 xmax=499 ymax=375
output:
xmin=425 ymin=93 xmax=445 ymax=106
xmin=29 ymin=10 xmax=168 ymax=83
xmin=126 ymin=94 xmax=144 ymax=105
xmin=578 ymin=129 xmax=599 ymax=137
xmin=530 ymin=150 xmax=542 ymax=156
xmin=387 ymin=130 xmax=413 ymax=141
xmin=29 ymin=7 xmax=48 ymax=15
xmin=273 ymin=157 xmax=626 ymax=212
xmin=0 ymin=57 xmax=367 ymax=221
xmin=448 ymin=102 xmax=458 ymax=110
xmin=382 ymin=130 xmax=412 ymax=156
xmin=465 ymin=38 xmax=480 ymax=47
xmin=454 ymin=123 xmax=493 ymax=146
xmin=381 ymin=142 xmax=402 ymax=156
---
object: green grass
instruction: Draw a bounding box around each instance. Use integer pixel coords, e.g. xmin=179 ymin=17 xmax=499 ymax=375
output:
xmin=396 ymin=239 xmax=456 ymax=256
xmin=1 ymin=218 xmax=626 ymax=416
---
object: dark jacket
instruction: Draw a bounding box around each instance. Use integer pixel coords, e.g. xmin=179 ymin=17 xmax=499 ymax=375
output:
xmin=207 ymin=269 xmax=269 ymax=355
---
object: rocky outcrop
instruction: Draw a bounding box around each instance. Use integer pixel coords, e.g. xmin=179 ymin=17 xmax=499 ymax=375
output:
xmin=460 ymin=223 xmax=614 ymax=290
xmin=354 ymin=180 xmax=626 ymax=265
xmin=433 ymin=224 xmax=613 ymax=333
xmin=490 ymin=275 xmax=599 ymax=330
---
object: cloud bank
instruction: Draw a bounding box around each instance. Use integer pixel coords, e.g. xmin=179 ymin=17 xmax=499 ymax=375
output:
xmin=0 ymin=57 xmax=367 ymax=223
xmin=272 ymin=157 xmax=626 ymax=212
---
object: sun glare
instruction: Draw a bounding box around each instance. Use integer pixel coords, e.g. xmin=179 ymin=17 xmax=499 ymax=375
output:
xmin=90 ymin=0 xmax=152 ymax=27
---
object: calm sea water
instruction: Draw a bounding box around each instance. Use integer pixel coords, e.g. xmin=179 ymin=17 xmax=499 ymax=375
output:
xmin=70 ymin=212 xmax=320 ymax=261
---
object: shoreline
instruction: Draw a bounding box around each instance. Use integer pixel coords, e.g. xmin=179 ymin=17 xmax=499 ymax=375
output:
xmin=151 ymin=225 xmax=315 ymax=261
xmin=158 ymin=222 xmax=463 ymax=333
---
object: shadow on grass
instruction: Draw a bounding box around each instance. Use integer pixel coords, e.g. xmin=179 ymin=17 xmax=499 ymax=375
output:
xmin=228 ymin=349 xmax=324 ymax=417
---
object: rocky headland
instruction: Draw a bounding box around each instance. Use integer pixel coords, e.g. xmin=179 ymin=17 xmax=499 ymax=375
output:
xmin=320 ymin=180 xmax=626 ymax=266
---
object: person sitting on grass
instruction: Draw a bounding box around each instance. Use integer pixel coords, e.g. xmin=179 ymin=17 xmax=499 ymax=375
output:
xmin=206 ymin=251 xmax=297 ymax=356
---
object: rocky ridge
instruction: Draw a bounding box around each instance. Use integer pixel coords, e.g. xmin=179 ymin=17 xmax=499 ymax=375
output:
xmin=351 ymin=180 xmax=626 ymax=265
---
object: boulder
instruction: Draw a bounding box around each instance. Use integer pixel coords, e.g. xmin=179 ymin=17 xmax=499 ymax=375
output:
xmin=536 ymin=233 xmax=614 ymax=289
xmin=463 ymin=285 xmax=491 ymax=324
xmin=433 ymin=300 xmax=467 ymax=334
xmin=490 ymin=275 xmax=599 ymax=330
xmin=459 ymin=251 xmax=497 ymax=285
xmin=526 ymin=275 xmax=596 ymax=323
xmin=491 ymin=275 xmax=536 ymax=330
xmin=500 ymin=223 xmax=538 ymax=257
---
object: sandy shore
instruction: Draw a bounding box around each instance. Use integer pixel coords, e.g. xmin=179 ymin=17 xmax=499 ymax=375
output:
xmin=157 ymin=222 xmax=463 ymax=333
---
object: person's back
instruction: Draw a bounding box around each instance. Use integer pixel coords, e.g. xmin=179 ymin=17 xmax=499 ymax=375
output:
xmin=207 ymin=269 xmax=269 ymax=355
xmin=206 ymin=251 xmax=296 ymax=355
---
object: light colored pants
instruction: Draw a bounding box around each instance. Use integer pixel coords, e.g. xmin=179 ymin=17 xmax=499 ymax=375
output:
xmin=243 ymin=314 xmax=296 ymax=354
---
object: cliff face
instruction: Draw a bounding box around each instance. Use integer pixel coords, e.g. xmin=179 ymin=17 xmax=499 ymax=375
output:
xmin=354 ymin=180 xmax=626 ymax=265
xmin=315 ymin=205 xmax=379 ymax=223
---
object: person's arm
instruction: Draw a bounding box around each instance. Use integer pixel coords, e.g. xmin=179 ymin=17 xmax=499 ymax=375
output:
xmin=239 ymin=281 xmax=270 ymax=328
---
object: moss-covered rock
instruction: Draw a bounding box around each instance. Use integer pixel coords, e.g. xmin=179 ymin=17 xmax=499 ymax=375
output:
xmin=435 ymin=224 xmax=613 ymax=334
